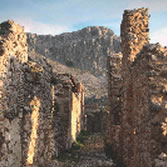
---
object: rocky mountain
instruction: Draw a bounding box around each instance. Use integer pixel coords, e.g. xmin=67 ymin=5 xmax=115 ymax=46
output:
xmin=27 ymin=26 xmax=121 ymax=105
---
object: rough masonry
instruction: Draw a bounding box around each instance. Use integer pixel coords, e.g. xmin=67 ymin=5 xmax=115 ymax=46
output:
xmin=52 ymin=73 xmax=84 ymax=153
xmin=131 ymin=44 xmax=167 ymax=167
xmin=0 ymin=20 xmax=28 ymax=167
xmin=107 ymin=7 xmax=167 ymax=167
xmin=0 ymin=20 xmax=85 ymax=167
xmin=106 ymin=52 xmax=122 ymax=162
xmin=120 ymin=7 xmax=150 ymax=167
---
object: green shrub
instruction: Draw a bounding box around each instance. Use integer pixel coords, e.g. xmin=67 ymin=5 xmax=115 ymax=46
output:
xmin=72 ymin=141 xmax=84 ymax=150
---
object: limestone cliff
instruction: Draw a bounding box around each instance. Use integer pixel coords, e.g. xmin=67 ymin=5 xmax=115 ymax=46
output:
xmin=27 ymin=26 xmax=120 ymax=77
xmin=27 ymin=27 xmax=120 ymax=103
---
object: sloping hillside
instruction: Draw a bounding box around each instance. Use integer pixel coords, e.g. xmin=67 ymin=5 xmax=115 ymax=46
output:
xmin=27 ymin=26 xmax=121 ymax=107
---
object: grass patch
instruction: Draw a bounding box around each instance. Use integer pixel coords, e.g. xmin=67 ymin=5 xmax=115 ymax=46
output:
xmin=57 ymin=130 xmax=92 ymax=162
xmin=72 ymin=141 xmax=84 ymax=150
xmin=76 ymin=130 xmax=93 ymax=144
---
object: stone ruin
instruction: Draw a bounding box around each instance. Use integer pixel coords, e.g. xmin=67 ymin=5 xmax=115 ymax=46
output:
xmin=0 ymin=20 xmax=84 ymax=167
xmin=106 ymin=52 xmax=122 ymax=159
xmin=107 ymin=8 xmax=167 ymax=167
xmin=52 ymin=73 xmax=85 ymax=152
xmin=0 ymin=7 xmax=167 ymax=167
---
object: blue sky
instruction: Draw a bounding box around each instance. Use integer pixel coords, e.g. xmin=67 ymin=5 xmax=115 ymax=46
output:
xmin=0 ymin=0 xmax=167 ymax=45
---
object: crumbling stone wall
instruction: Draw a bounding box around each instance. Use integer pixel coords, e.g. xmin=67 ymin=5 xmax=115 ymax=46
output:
xmin=121 ymin=8 xmax=149 ymax=64
xmin=0 ymin=20 xmax=85 ymax=167
xmin=85 ymin=103 xmax=108 ymax=134
xmin=132 ymin=44 xmax=167 ymax=166
xmin=52 ymin=74 xmax=85 ymax=154
xmin=107 ymin=7 xmax=167 ymax=167
xmin=22 ymin=59 xmax=57 ymax=166
xmin=106 ymin=52 xmax=122 ymax=154
xmin=71 ymin=82 xmax=84 ymax=141
xmin=120 ymin=8 xmax=150 ymax=167
xmin=0 ymin=20 xmax=28 ymax=167
xmin=0 ymin=21 xmax=57 ymax=167
xmin=82 ymin=133 xmax=105 ymax=153
xmin=129 ymin=47 xmax=152 ymax=167
xmin=86 ymin=110 xmax=107 ymax=133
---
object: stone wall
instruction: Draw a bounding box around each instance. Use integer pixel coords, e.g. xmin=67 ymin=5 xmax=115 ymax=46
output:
xmin=120 ymin=8 xmax=150 ymax=167
xmin=0 ymin=20 xmax=85 ymax=167
xmin=0 ymin=20 xmax=28 ymax=167
xmin=0 ymin=20 xmax=58 ymax=167
xmin=121 ymin=8 xmax=149 ymax=64
xmin=132 ymin=44 xmax=167 ymax=166
xmin=107 ymin=7 xmax=167 ymax=167
xmin=82 ymin=133 xmax=105 ymax=153
xmin=85 ymin=109 xmax=108 ymax=135
xmin=71 ymin=82 xmax=84 ymax=142
xmin=22 ymin=59 xmax=57 ymax=166
xmin=106 ymin=52 xmax=122 ymax=162
xmin=52 ymin=74 xmax=85 ymax=154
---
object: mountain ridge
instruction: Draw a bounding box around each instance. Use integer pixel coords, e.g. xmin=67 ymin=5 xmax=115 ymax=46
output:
xmin=27 ymin=26 xmax=121 ymax=103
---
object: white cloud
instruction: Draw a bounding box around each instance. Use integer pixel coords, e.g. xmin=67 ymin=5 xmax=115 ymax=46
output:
xmin=15 ymin=18 xmax=71 ymax=35
xmin=150 ymin=27 xmax=167 ymax=46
